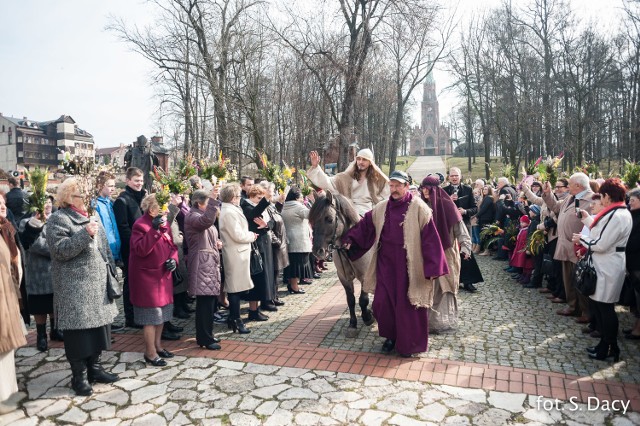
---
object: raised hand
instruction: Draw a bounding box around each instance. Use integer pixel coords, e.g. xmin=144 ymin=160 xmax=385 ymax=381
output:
xmin=309 ymin=151 xmax=320 ymax=168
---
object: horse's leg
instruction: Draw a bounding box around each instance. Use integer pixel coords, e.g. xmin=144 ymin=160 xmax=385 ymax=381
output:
xmin=335 ymin=253 xmax=359 ymax=338
xmin=344 ymin=282 xmax=358 ymax=338
xmin=359 ymin=290 xmax=374 ymax=326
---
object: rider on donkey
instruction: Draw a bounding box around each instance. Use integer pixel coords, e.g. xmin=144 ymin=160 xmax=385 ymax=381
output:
xmin=307 ymin=149 xmax=389 ymax=216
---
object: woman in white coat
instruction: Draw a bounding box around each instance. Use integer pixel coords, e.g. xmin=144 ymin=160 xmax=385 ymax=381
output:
xmin=218 ymin=184 xmax=257 ymax=334
xmin=572 ymin=178 xmax=632 ymax=362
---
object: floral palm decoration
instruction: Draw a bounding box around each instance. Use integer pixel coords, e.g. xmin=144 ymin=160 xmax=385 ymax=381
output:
xmin=542 ymin=153 xmax=564 ymax=186
xmin=479 ymin=224 xmax=504 ymax=250
xmin=622 ymin=160 xmax=640 ymax=189
xmin=25 ymin=167 xmax=49 ymax=220
xmin=527 ymin=229 xmax=546 ymax=255
xmin=258 ymin=152 xmax=295 ymax=193
xmin=177 ymin=154 xmax=198 ymax=179
xmin=296 ymin=170 xmax=313 ymax=197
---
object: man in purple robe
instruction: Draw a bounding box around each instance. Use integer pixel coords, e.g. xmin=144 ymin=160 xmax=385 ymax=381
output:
xmin=343 ymin=170 xmax=449 ymax=357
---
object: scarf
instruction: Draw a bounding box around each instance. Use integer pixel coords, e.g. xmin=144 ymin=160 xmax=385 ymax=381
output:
xmin=420 ymin=176 xmax=462 ymax=250
xmin=590 ymin=201 xmax=626 ymax=229
xmin=71 ymin=205 xmax=89 ymax=217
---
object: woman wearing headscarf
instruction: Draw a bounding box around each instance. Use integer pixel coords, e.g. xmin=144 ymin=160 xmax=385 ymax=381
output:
xmin=129 ymin=194 xmax=179 ymax=367
xmin=46 ymin=178 xmax=119 ymax=396
xmin=185 ymin=188 xmax=223 ymax=350
xmin=0 ymin=193 xmax=27 ymax=413
xmin=420 ymin=176 xmax=472 ymax=332
xmin=259 ymin=181 xmax=288 ymax=306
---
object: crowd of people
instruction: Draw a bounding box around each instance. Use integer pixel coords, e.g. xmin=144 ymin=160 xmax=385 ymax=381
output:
xmin=1 ymin=154 xmax=639 ymax=406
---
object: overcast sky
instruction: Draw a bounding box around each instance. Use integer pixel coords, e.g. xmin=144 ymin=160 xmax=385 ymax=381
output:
xmin=0 ymin=0 xmax=626 ymax=148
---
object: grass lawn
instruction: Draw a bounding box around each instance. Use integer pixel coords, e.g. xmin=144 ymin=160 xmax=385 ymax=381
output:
xmin=444 ymin=156 xmax=507 ymax=179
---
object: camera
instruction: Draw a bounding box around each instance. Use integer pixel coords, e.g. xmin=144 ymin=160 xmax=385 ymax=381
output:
xmin=575 ymin=208 xmax=582 ymax=219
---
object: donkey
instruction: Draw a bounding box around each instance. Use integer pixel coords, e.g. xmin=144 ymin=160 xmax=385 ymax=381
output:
xmin=309 ymin=191 xmax=375 ymax=337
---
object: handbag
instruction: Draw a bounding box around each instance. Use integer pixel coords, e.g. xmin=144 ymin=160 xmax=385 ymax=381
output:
xmin=574 ymin=251 xmax=597 ymax=296
xmin=99 ymin=246 xmax=122 ymax=301
xmin=250 ymin=242 xmax=264 ymax=275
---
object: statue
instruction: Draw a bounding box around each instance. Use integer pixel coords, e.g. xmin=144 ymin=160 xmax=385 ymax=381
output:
xmin=124 ymin=135 xmax=159 ymax=193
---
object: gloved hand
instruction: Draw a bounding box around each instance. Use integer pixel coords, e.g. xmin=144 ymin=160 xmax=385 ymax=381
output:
xmin=164 ymin=258 xmax=177 ymax=272
xmin=152 ymin=215 xmax=165 ymax=230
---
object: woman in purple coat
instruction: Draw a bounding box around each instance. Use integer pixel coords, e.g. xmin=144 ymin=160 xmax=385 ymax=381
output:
xmin=129 ymin=194 xmax=179 ymax=367
xmin=184 ymin=188 xmax=223 ymax=350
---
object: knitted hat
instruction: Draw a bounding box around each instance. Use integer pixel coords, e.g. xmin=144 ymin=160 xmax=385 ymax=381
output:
xmin=529 ymin=205 xmax=541 ymax=216
xmin=520 ymin=215 xmax=531 ymax=224
xmin=356 ymin=148 xmax=374 ymax=162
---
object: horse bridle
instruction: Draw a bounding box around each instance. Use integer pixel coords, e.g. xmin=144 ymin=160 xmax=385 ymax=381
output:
xmin=327 ymin=203 xmax=346 ymax=253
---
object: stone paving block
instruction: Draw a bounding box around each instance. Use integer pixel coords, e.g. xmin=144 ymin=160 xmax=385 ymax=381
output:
xmin=131 ymin=413 xmax=166 ymax=426
xmin=487 ymin=391 xmax=526 ymax=412
xmin=57 ymin=407 xmax=88 ymax=424
xmin=229 ymin=412 xmax=260 ymax=426
xmin=359 ymin=409 xmax=392 ymax=426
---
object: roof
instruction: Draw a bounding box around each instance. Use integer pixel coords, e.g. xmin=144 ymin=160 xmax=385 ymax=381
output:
xmin=96 ymin=147 xmax=123 ymax=155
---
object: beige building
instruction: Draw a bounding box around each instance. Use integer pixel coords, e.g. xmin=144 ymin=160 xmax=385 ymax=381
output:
xmin=0 ymin=113 xmax=95 ymax=173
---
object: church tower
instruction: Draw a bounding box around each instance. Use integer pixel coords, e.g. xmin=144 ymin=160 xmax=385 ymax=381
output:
xmin=410 ymin=71 xmax=451 ymax=156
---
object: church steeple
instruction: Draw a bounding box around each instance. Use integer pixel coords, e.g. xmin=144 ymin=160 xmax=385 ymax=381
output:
xmin=421 ymin=75 xmax=439 ymax=133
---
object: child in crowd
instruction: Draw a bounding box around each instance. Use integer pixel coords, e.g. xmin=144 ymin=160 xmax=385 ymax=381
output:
xmin=510 ymin=215 xmax=535 ymax=285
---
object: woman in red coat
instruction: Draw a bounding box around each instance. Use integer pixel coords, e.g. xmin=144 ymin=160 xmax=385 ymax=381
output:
xmin=129 ymin=194 xmax=179 ymax=367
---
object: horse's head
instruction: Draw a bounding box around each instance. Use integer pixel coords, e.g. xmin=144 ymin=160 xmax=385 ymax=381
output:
xmin=309 ymin=191 xmax=340 ymax=260
xmin=309 ymin=191 xmax=359 ymax=260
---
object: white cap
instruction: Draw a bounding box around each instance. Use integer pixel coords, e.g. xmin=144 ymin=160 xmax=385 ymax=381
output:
xmin=356 ymin=148 xmax=374 ymax=162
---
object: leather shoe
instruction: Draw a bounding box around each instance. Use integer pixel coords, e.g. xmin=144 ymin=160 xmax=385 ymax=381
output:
xmin=260 ymin=303 xmax=278 ymax=312
xmin=200 ymin=342 xmax=222 ymax=350
xmin=381 ymin=339 xmax=396 ymax=353
xmin=313 ymin=273 xmax=321 ymax=279
xmin=581 ymin=326 xmax=595 ymax=334
xmin=556 ymin=308 xmax=576 ymax=316
xmin=161 ymin=331 xmax=180 ymax=341
xmin=144 ymin=355 xmax=167 ymax=367
xmin=157 ymin=349 xmax=174 ymax=358
xmin=539 ymin=288 xmax=551 ymax=293
xmin=463 ymin=283 xmax=477 ymax=292
xmin=165 ymin=322 xmax=184 ymax=333
xmin=273 ymin=300 xmax=285 ymax=306
xmin=575 ymin=316 xmax=590 ymax=324
xmin=550 ymin=298 xmax=566 ymax=304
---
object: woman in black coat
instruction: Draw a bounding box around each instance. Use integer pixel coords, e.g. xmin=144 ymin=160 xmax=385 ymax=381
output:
xmin=477 ymin=186 xmax=496 ymax=255
xmin=240 ymin=184 xmax=275 ymax=321
xmin=625 ymin=188 xmax=640 ymax=339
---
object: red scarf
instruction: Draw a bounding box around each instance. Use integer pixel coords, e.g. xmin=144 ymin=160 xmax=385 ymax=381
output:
xmin=71 ymin=205 xmax=89 ymax=217
xmin=590 ymin=201 xmax=626 ymax=229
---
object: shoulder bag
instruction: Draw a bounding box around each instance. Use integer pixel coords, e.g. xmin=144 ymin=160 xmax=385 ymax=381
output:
xmin=99 ymin=246 xmax=122 ymax=301
xmin=250 ymin=242 xmax=264 ymax=276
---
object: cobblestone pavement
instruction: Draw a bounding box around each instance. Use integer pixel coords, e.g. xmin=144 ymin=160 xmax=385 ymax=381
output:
xmin=8 ymin=256 xmax=640 ymax=423
xmin=3 ymin=347 xmax=638 ymax=426
xmin=321 ymin=256 xmax=640 ymax=384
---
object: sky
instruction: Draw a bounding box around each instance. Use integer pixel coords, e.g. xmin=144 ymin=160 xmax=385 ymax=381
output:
xmin=0 ymin=0 xmax=627 ymax=149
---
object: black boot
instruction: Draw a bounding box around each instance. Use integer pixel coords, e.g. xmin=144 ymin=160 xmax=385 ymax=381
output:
xmin=227 ymin=318 xmax=251 ymax=334
xmin=36 ymin=324 xmax=48 ymax=352
xmin=49 ymin=318 xmax=64 ymax=341
xmin=69 ymin=360 xmax=93 ymax=396
xmin=248 ymin=310 xmax=269 ymax=322
xmin=87 ymin=354 xmax=119 ymax=384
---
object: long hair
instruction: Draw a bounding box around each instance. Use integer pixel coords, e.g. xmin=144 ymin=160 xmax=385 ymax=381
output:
xmin=351 ymin=163 xmax=381 ymax=185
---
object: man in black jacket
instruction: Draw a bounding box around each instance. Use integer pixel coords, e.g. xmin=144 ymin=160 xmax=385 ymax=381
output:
xmin=443 ymin=168 xmax=481 ymax=292
xmin=443 ymin=168 xmax=477 ymax=228
xmin=6 ymin=177 xmax=26 ymax=222
xmin=113 ymin=168 xmax=146 ymax=330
